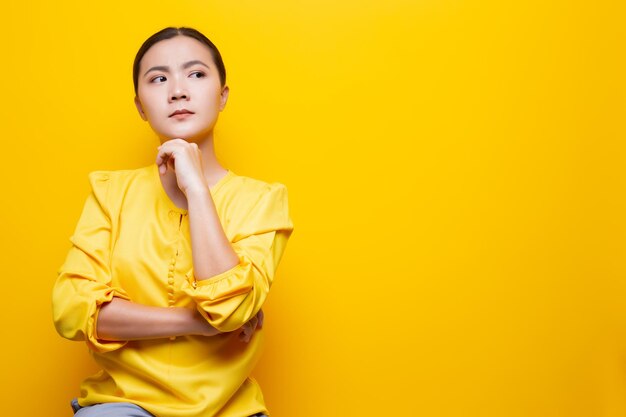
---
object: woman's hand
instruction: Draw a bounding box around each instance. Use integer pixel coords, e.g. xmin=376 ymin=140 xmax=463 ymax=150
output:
xmin=156 ymin=138 xmax=207 ymax=196
xmin=190 ymin=309 xmax=222 ymax=337
xmin=238 ymin=309 xmax=264 ymax=343
xmin=191 ymin=308 xmax=264 ymax=342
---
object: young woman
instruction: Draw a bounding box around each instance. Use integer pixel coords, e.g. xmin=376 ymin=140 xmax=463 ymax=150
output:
xmin=52 ymin=27 xmax=293 ymax=417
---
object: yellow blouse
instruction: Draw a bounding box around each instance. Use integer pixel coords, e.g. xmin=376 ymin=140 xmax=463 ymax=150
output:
xmin=52 ymin=163 xmax=293 ymax=417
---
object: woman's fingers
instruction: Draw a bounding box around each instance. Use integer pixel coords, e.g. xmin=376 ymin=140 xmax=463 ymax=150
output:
xmin=238 ymin=324 xmax=250 ymax=342
xmin=155 ymin=140 xmax=206 ymax=194
xmin=155 ymin=140 xmax=184 ymax=168
xmin=167 ymin=154 xmax=176 ymax=172
xmin=237 ymin=310 xmax=266 ymax=342
xmin=238 ymin=315 xmax=259 ymax=343
xmin=155 ymin=146 xmax=174 ymax=174
xmin=158 ymin=156 xmax=169 ymax=175
xmin=246 ymin=316 xmax=258 ymax=342
xmin=257 ymin=309 xmax=264 ymax=329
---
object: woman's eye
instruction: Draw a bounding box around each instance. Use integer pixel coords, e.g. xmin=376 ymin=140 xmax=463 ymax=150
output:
xmin=190 ymin=71 xmax=205 ymax=78
xmin=151 ymin=76 xmax=166 ymax=83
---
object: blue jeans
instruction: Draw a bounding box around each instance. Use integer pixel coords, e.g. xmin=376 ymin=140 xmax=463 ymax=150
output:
xmin=71 ymin=398 xmax=268 ymax=417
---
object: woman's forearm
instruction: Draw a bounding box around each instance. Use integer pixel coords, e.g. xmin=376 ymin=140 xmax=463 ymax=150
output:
xmin=186 ymin=186 xmax=239 ymax=281
xmin=96 ymin=297 xmax=220 ymax=341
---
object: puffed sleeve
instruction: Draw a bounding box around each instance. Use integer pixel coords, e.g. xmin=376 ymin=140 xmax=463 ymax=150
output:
xmin=181 ymin=183 xmax=294 ymax=332
xmin=52 ymin=172 xmax=131 ymax=353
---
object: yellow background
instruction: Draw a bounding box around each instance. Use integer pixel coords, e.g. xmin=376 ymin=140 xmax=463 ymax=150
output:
xmin=1 ymin=0 xmax=626 ymax=416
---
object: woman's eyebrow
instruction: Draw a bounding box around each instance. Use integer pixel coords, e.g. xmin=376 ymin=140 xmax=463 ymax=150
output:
xmin=143 ymin=60 xmax=210 ymax=77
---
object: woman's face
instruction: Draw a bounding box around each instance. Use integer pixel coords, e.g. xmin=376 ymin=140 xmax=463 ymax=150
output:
xmin=134 ymin=36 xmax=229 ymax=144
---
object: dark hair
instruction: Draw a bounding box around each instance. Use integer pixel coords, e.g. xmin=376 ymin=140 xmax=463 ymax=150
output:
xmin=133 ymin=26 xmax=226 ymax=95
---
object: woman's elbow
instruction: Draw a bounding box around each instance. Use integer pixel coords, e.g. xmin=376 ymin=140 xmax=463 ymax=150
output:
xmin=52 ymin=310 xmax=86 ymax=342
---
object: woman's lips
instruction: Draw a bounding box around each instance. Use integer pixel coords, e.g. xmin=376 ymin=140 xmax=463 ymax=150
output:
xmin=169 ymin=109 xmax=195 ymax=118
xmin=170 ymin=112 xmax=194 ymax=120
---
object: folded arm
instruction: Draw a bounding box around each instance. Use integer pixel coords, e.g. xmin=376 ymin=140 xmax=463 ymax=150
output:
xmin=183 ymin=182 xmax=293 ymax=332
xmin=95 ymin=297 xmax=219 ymax=340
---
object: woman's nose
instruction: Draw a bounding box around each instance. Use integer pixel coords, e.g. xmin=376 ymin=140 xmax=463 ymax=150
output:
xmin=169 ymin=79 xmax=189 ymax=101
xmin=169 ymin=88 xmax=189 ymax=101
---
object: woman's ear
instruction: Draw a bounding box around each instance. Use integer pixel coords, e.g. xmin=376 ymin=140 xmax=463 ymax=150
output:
xmin=219 ymin=86 xmax=230 ymax=111
xmin=134 ymin=96 xmax=147 ymax=121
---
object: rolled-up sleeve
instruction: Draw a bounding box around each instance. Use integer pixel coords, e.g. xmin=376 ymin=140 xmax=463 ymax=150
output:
xmin=52 ymin=172 xmax=130 ymax=353
xmin=181 ymin=183 xmax=294 ymax=332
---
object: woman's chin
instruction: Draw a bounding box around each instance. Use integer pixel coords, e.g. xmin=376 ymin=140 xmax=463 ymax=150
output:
xmin=152 ymin=124 xmax=214 ymax=143
xmin=156 ymin=130 xmax=196 ymax=142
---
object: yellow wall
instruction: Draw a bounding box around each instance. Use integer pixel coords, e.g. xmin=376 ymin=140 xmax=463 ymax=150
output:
xmin=1 ymin=0 xmax=626 ymax=415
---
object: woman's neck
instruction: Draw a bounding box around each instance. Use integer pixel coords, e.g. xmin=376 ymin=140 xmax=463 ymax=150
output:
xmin=197 ymin=136 xmax=228 ymax=187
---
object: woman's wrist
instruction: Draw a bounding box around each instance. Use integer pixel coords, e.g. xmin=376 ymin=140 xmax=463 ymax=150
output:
xmin=183 ymin=307 xmax=221 ymax=337
xmin=183 ymin=182 xmax=211 ymax=200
